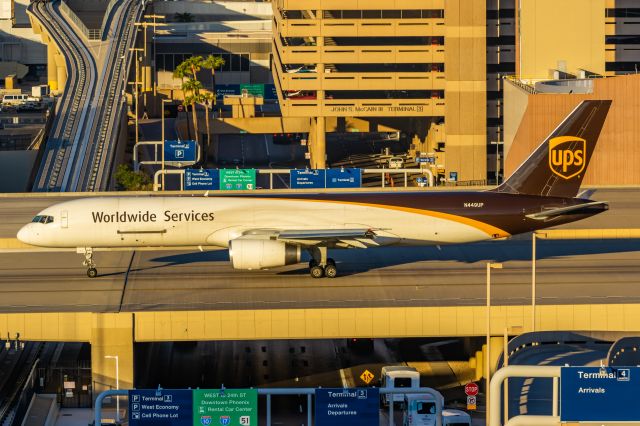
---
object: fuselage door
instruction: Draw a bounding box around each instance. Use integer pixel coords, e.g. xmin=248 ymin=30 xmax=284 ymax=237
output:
xmin=61 ymin=210 xmax=68 ymax=228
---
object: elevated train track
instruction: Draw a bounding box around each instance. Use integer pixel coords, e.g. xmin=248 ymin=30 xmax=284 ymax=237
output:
xmin=29 ymin=0 xmax=96 ymax=192
xmin=30 ymin=0 xmax=146 ymax=193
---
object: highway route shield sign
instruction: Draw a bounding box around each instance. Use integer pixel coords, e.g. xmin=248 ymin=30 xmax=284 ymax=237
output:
xmin=359 ymin=370 xmax=374 ymax=385
xmin=193 ymin=389 xmax=257 ymax=426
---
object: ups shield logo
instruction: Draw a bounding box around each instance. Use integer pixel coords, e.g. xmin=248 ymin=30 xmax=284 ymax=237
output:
xmin=549 ymin=136 xmax=586 ymax=180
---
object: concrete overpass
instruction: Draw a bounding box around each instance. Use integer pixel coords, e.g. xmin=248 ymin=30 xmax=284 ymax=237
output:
xmin=1 ymin=304 xmax=640 ymax=397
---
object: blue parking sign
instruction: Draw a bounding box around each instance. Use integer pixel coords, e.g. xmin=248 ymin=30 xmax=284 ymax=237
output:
xmin=129 ymin=389 xmax=192 ymax=426
xmin=184 ymin=169 xmax=219 ymax=190
xmin=164 ymin=140 xmax=197 ymax=162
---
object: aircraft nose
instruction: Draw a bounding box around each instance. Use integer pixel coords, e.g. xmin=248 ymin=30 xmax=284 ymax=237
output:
xmin=17 ymin=225 xmax=34 ymax=245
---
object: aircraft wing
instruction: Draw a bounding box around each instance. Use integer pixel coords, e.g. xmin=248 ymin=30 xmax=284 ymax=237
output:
xmin=240 ymin=228 xmax=379 ymax=249
xmin=526 ymin=201 xmax=609 ymax=221
xmin=278 ymin=229 xmax=378 ymax=249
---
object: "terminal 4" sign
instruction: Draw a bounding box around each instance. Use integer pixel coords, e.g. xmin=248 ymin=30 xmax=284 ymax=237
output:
xmin=561 ymin=366 xmax=639 ymax=422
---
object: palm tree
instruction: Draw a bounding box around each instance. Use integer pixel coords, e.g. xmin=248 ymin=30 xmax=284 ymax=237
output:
xmin=185 ymin=56 xmax=204 ymax=85
xmin=203 ymin=55 xmax=225 ymax=91
xmin=174 ymin=12 xmax=194 ymax=23
xmin=182 ymin=78 xmax=203 ymax=143
xmin=173 ymin=55 xmax=219 ymax=160
xmin=195 ymin=92 xmax=215 ymax=163
xmin=173 ymin=61 xmax=189 ymax=85
xmin=202 ymin=55 xmax=225 ymax=163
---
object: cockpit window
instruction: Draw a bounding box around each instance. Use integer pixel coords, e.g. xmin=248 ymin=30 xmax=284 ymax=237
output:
xmin=32 ymin=215 xmax=54 ymax=224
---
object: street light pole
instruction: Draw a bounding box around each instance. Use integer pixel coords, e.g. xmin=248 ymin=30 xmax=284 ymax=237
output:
xmin=104 ymin=355 xmax=120 ymax=423
xmin=161 ymin=98 xmax=170 ymax=191
xmin=129 ymin=48 xmax=144 ymax=153
xmin=486 ymin=262 xmax=503 ymax=425
xmin=532 ymin=232 xmax=537 ymax=332
xmin=490 ymin=141 xmax=503 ymax=185
xmin=134 ymin=15 xmax=165 ymax=102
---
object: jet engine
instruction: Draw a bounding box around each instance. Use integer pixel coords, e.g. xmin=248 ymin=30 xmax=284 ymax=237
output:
xmin=229 ymin=239 xmax=301 ymax=270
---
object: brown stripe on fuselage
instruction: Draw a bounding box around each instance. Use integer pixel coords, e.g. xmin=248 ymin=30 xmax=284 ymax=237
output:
xmin=235 ymin=191 xmax=604 ymax=237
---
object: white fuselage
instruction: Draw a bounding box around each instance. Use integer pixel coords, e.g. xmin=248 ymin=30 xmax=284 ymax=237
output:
xmin=17 ymin=197 xmax=495 ymax=249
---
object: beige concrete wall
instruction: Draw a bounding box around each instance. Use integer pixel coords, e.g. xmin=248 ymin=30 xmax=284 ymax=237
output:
xmin=134 ymin=304 xmax=640 ymax=341
xmin=3 ymin=304 xmax=640 ymax=342
xmin=502 ymin=79 xmax=531 ymax=160
xmin=444 ymin=0 xmax=487 ymax=182
xmin=91 ymin=314 xmax=134 ymax=393
xmin=518 ymin=0 xmax=605 ymax=79
xmin=0 ymin=313 xmax=134 ymax=393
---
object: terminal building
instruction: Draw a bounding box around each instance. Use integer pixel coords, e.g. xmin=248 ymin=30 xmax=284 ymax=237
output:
xmin=149 ymin=0 xmax=518 ymax=184
xmin=4 ymin=0 xmax=639 ymax=185
xmin=271 ymin=0 xmax=491 ymax=182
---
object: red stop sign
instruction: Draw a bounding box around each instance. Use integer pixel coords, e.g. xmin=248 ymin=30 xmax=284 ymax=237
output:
xmin=465 ymin=383 xmax=479 ymax=396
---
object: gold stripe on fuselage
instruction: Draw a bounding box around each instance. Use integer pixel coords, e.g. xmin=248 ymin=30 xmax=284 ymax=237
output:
xmin=265 ymin=197 xmax=512 ymax=239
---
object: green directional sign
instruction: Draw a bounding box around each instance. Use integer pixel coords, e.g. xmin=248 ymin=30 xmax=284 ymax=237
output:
xmin=193 ymin=389 xmax=257 ymax=426
xmin=240 ymin=84 xmax=265 ymax=97
xmin=220 ymin=169 xmax=256 ymax=190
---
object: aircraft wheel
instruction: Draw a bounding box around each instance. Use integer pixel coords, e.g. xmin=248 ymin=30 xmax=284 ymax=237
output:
xmin=87 ymin=268 xmax=98 ymax=278
xmin=324 ymin=264 xmax=338 ymax=278
xmin=310 ymin=265 xmax=325 ymax=279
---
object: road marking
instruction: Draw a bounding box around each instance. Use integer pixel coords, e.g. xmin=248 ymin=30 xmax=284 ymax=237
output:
xmin=339 ymin=368 xmax=355 ymax=388
xmin=518 ymin=350 xmax=594 ymax=415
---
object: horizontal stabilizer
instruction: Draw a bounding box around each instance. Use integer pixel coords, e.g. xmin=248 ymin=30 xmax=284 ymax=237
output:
xmin=577 ymin=189 xmax=596 ymax=199
xmin=526 ymin=201 xmax=608 ymax=221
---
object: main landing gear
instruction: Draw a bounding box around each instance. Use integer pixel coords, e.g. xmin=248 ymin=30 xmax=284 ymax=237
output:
xmin=81 ymin=248 xmax=98 ymax=278
xmin=308 ymin=247 xmax=337 ymax=279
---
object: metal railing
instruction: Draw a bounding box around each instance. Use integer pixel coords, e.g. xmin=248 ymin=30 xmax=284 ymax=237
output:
xmin=503 ymin=75 xmax=538 ymax=95
xmin=151 ymin=167 xmax=435 ymax=191
xmin=95 ymin=387 xmax=443 ymax=426
xmin=27 ymin=105 xmax=55 ymax=151
xmin=490 ymin=365 xmax=560 ymax=426
xmin=59 ymin=0 xmax=101 ymax=41
xmin=0 ymin=359 xmax=40 ymax=426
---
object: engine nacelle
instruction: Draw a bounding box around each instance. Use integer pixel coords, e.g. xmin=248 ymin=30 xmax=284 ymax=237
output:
xmin=229 ymin=239 xmax=301 ymax=270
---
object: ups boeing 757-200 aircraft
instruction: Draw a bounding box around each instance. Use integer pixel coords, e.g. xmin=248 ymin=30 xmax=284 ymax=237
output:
xmin=18 ymin=100 xmax=611 ymax=278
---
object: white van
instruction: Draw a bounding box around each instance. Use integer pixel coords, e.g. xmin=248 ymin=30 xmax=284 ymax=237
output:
xmin=1 ymin=94 xmax=29 ymax=107
xmin=442 ymin=409 xmax=471 ymax=426
xmin=381 ymin=366 xmax=420 ymax=405
xmin=403 ymin=393 xmax=471 ymax=426
xmin=402 ymin=393 xmax=443 ymax=425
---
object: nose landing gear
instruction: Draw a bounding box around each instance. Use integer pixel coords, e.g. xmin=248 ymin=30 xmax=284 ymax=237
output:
xmin=80 ymin=248 xmax=98 ymax=278
xmin=308 ymin=247 xmax=337 ymax=279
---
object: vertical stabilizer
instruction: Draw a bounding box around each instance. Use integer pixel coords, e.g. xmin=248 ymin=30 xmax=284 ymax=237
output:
xmin=493 ymin=100 xmax=611 ymax=198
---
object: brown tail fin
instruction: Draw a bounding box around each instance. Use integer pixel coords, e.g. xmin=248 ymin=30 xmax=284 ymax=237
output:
xmin=493 ymin=100 xmax=611 ymax=198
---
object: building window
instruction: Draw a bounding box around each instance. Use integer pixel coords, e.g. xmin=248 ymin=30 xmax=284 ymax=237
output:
xmin=321 ymin=10 xmax=444 ymax=19
xmin=156 ymin=53 xmax=250 ymax=72
xmin=218 ymin=53 xmax=250 ymax=72
xmin=606 ymin=8 xmax=640 ymax=18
